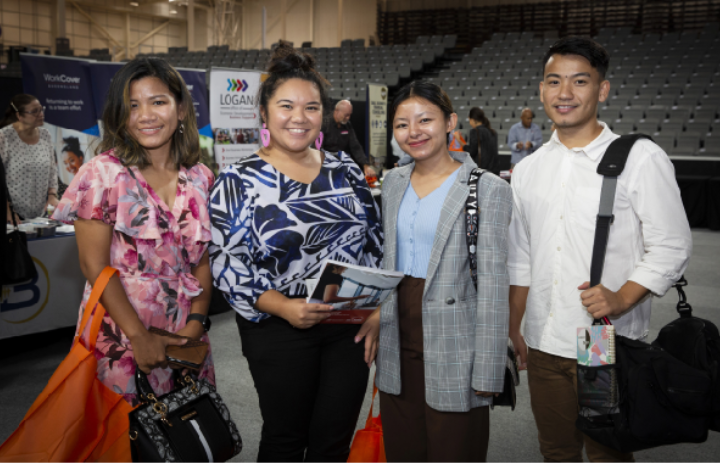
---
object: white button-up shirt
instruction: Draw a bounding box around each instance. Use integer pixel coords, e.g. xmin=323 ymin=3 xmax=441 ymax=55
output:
xmin=508 ymin=122 xmax=692 ymax=359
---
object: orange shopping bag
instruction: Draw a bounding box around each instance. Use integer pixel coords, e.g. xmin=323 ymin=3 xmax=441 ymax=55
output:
xmin=0 ymin=267 xmax=135 ymax=462
xmin=348 ymin=385 xmax=386 ymax=463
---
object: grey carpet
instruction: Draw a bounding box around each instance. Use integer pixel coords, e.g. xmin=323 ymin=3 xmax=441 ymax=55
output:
xmin=1 ymin=229 xmax=718 ymax=462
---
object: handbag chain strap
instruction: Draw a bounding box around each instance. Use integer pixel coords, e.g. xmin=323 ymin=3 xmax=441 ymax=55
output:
xmin=465 ymin=167 xmax=485 ymax=289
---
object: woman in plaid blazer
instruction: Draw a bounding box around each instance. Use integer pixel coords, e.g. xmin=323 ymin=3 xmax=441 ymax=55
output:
xmin=374 ymin=81 xmax=512 ymax=462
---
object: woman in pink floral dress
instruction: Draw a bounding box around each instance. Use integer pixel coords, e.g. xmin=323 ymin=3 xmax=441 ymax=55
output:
xmin=53 ymin=58 xmax=215 ymax=406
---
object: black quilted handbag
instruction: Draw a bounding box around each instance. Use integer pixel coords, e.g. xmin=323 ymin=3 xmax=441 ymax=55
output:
xmin=129 ymin=369 xmax=242 ymax=462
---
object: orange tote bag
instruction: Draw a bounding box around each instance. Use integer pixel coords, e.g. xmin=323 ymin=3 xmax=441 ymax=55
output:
xmin=348 ymin=386 xmax=386 ymax=463
xmin=0 ymin=266 xmax=135 ymax=462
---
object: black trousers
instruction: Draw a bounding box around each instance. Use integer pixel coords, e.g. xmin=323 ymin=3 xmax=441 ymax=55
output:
xmin=237 ymin=313 xmax=370 ymax=462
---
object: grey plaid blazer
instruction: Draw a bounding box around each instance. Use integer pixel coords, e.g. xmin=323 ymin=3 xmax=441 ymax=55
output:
xmin=375 ymin=152 xmax=512 ymax=412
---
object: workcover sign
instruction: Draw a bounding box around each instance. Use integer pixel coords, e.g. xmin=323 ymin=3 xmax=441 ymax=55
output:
xmin=366 ymin=83 xmax=388 ymax=163
xmin=210 ymin=68 xmax=263 ymax=168
xmin=21 ymin=54 xmax=98 ymax=135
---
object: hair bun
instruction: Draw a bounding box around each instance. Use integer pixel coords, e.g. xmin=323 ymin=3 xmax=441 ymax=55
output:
xmin=267 ymin=40 xmax=316 ymax=74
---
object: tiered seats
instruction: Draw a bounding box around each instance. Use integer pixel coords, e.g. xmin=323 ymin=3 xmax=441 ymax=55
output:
xmin=135 ymin=35 xmax=457 ymax=103
xmin=434 ymin=28 xmax=719 ymax=156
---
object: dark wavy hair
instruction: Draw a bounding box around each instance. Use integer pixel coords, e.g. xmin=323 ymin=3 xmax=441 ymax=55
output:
xmin=97 ymin=57 xmax=200 ymax=169
xmin=391 ymin=81 xmax=455 ymax=134
xmin=468 ymin=107 xmax=496 ymax=136
xmin=259 ymin=40 xmax=331 ymax=125
xmin=0 ymin=94 xmax=39 ymax=128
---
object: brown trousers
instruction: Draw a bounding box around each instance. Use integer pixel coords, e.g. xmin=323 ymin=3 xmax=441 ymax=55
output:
xmin=379 ymin=276 xmax=489 ymax=463
xmin=527 ymin=348 xmax=634 ymax=462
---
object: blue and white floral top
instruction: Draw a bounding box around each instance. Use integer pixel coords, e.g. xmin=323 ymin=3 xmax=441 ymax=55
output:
xmin=209 ymin=150 xmax=383 ymax=322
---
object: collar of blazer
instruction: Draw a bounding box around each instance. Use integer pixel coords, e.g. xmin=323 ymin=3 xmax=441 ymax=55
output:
xmin=384 ymin=151 xmax=477 ymax=294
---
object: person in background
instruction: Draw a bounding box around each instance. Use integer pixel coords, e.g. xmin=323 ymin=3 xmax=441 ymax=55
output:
xmin=376 ymin=81 xmax=512 ymax=462
xmin=61 ymin=136 xmax=85 ymax=175
xmin=321 ymin=99 xmax=377 ymax=177
xmin=463 ymin=107 xmax=499 ymax=174
xmin=508 ymin=37 xmax=692 ymax=462
xmin=1 ymin=94 xmax=58 ymax=222
xmin=52 ymin=57 xmax=216 ymax=406
xmin=209 ymin=42 xmax=383 ymax=462
xmin=507 ymin=107 xmax=543 ymax=168
xmin=392 ymin=134 xmax=413 ymax=167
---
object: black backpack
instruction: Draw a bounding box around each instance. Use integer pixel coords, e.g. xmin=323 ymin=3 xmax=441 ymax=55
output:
xmin=575 ymin=134 xmax=720 ymax=452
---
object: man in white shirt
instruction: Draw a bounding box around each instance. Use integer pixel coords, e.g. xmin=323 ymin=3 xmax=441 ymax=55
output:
xmin=508 ymin=37 xmax=692 ymax=462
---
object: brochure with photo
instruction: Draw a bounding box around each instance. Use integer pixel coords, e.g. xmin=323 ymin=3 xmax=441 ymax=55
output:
xmin=306 ymin=260 xmax=404 ymax=324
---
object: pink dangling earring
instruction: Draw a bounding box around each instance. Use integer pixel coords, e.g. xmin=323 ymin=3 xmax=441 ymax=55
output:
xmin=315 ymin=131 xmax=324 ymax=150
xmin=260 ymin=123 xmax=271 ymax=147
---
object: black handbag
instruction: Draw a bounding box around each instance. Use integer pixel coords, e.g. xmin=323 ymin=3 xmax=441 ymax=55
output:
xmin=575 ymin=134 xmax=720 ymax=452
xmin=464 ymin=167 xmax=519 ymax=410
xmin=1 ymin=157 xmax=37 ymax=286
xmin=129 ymin=369 xmax=243 ymax=462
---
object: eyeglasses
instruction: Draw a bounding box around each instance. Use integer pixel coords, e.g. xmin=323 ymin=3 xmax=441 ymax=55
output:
xmin=22 ymin=106 xmax=46 ymax=116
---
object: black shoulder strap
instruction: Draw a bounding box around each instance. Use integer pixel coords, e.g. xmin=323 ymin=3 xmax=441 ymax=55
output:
xmin=465 ymin=168 xmax=485 ymax=289
xmin=591 ymin=133 xmax=652 ymax=325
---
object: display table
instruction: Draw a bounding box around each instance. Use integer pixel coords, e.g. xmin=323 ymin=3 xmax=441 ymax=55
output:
xmin=0 ymin=234 xmax=86 ymax=340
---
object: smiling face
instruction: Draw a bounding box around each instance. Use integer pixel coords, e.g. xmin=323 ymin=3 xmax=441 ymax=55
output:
xmin=540 ymin=54 xmax=609 ymax=135
xmin=393 ymin=96 xmax=457 ymax=163
xmin=127 ymin=76 xmax=185 ymax=158
xmin=64 ymin=151 xmax=83 ymax=174
xmin=262 ymin=78 xmax=323 ymax=154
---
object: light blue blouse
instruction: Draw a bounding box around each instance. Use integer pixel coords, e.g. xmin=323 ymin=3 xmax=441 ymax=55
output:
xmin=396 ymin=167 xmax=461 ymax=278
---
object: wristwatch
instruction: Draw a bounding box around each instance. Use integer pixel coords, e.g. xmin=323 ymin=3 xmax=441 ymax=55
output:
xmin=186 ymin=313 xmax=211 ymax=332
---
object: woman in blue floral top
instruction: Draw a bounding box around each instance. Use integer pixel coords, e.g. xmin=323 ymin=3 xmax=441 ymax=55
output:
xmin=209 ymin=42 xmax=383 ymax=462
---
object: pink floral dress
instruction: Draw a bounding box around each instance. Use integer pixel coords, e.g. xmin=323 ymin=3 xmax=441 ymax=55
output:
xmin=52 ymin=150 xmax=216 ymax=406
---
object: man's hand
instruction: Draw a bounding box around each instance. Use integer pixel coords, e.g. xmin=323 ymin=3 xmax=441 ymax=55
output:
xmin=515 ymin=142 xmax=524 ymax=150
xmin=509 ymin=330 xmax=528 ymax=370
xmin=578 ymin=282 xmax=629 ymax=319
xmin=364 ymin=165 xmax=377 ymax=177
xmin=524 ymin=141 xmax=533 ymax=150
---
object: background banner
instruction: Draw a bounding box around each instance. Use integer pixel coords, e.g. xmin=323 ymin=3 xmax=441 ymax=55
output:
xmin=20 ymin=54 xmax=99 ymax=136
xmin=366 ymin=83 xmax=388 ymax=164
xmin=209 ymin=68 xmax=262 ymax=169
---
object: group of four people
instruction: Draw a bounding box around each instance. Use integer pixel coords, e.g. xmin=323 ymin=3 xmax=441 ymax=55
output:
xmin=25 ymin=35 xmax=690 ymax=463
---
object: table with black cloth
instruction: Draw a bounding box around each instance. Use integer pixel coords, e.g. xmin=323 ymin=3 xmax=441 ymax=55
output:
xmin=672 ymin=158 xmax=720 ymax=230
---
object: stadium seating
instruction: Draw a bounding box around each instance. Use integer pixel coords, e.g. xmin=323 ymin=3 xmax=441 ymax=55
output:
xmin=443 ymin=26 xmax=719 ymax=156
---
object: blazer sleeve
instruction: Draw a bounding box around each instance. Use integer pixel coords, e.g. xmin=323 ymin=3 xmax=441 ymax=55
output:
xmin=471 ymin=173 xmax=513 ymax=393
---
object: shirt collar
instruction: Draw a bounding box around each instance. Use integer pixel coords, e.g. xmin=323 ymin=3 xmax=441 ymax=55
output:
xmin=549 ymin=121 xmax=615 ymax=161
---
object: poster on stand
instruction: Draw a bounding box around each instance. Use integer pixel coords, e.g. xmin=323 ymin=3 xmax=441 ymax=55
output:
xmin=209 ymin=68 xmax=263 ymax=170
xmin=21 ymin=54 xmax=100 ymax=186
xmin=20 ymin=54 xmax=99 ymax=135
xmin=366 ymin=83 xmax=388 ymax=166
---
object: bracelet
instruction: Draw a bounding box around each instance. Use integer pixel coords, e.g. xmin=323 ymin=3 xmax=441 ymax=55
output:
xmin=48 ymin=193 xmax=58 ymax=197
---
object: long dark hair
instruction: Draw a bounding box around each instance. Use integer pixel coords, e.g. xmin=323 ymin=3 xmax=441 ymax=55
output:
xmin=391 ymin=81 xmax=455 ymax=134
xmin=259 ymin=40 xmax=331 ymax=126
xmin=468 ymin=107 xmax=496 ymax=136
xmin=0 ymin=94 xmax=39 ymax=128
xmin=97 ymin=57 xmax=200 ymax=169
